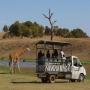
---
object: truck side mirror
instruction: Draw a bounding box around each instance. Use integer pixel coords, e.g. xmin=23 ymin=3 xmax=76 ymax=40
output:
xmin=79 ymin=64 xmax=82 ymax=67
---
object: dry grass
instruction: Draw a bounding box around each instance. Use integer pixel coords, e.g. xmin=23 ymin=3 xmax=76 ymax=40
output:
xmin=0 ymin=36 xmax=90 ymax=61
xmin=0 ymin=32 xmax=6 ymax=39
xmin=0 ymin=74 xmax=90 ymax=90
xmin=84 ymin=64 xmax=90 ymax=78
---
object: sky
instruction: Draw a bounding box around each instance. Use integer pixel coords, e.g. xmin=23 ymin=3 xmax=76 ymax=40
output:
xmin=0 ymin=0 xmax=90 ymax=36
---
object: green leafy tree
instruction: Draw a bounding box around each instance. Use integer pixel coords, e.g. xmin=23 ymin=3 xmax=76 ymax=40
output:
xmin=54 ymin=28 xmax=70 ymax=37
xmin=60 ymin=28 xmax=70 ymax=37
xmin=45 ymin=26 xmax=51 ymax=35
xmin=71 ymin=28 xmax=88 ymax=38
xmin=21 ymin=24 xmax=31 ymax=37
xmin=9 ymin=21 xmax=22 ymax=37
xmin=9 ymin=21 xmax=44 ymax=38
xmin=38 ymin=26 xmax=44 ymax=37
xmin=6 ymin=20 xmax=88 ymax=38
xmin=23 ymin=21 xmax=32 ymax=27
xmin=3 ymin=25 xmax=9 ymax=32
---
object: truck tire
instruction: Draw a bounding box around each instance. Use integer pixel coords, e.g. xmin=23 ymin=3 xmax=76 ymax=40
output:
xmin=48 ymin=75 xmax=55 ymax=83
xmin=78 ymin=74 xmax=85 ymax=82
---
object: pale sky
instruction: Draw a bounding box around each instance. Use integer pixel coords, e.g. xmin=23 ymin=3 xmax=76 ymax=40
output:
xmin=0 ymin=0 xmax=90 ymax=36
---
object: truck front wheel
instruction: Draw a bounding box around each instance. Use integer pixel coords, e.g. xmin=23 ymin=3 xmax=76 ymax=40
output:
xmin=78 ymin=74 xmax=85 ymax=82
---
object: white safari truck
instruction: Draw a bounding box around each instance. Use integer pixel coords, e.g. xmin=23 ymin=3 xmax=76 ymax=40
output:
xmin=36 ymin=40 xmax=86 ymax=83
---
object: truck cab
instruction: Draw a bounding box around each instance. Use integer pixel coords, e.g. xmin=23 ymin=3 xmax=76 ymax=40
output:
xmin=36 ymin=40 xmax=86 ymax=83
xmin=70 ymin=56 xmax=86 ymax=81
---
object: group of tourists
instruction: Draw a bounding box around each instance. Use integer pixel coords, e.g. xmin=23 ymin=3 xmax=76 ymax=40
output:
xmin=38 ymin=49 xmax=66 ymax=61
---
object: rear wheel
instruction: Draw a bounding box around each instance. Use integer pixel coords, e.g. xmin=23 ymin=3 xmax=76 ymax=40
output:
xmin=48 ymin=75 xmax=55 ymax=83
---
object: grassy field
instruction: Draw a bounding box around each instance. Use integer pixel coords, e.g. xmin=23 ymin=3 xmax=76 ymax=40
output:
xmin=0 ymin=65 xmax=90 ymax=90
xmin=0 ymin=73 xmax=90 ymax=90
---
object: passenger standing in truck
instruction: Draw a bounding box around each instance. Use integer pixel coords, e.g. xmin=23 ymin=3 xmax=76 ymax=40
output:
xmin=38 ymin=50 xmax=43 ymax=59
xmin=60 ymin=49 xmax=66 ymax=61
xmin=46 ymin=50 xmax=50 ymax=60
xmin=52 ymin=49 xmax=58 ymax=61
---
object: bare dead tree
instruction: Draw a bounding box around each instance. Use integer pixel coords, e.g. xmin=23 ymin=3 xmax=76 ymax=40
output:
xmin=43 ymin=9 xmax=56 ymax=41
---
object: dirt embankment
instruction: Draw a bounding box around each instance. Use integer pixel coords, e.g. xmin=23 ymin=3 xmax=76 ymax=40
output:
xmin=0 ymin=36 xmax=90 ymax=61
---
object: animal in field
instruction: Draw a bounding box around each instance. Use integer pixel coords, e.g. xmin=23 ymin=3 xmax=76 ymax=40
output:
xmin=9 ymin=47 xmax=30 ymax=74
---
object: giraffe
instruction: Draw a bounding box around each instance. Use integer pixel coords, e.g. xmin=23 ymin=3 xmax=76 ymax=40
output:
xmin=9 ymin=47 xmax=30 ymax=74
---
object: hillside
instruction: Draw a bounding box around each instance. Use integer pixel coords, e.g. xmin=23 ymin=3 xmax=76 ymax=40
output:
xmin=0 ymin=36 xmax=90 ymax=61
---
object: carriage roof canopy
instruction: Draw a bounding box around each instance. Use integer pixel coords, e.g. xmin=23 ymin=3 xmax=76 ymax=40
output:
xmin=36 ymin=40 xmax=72 ymax=46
